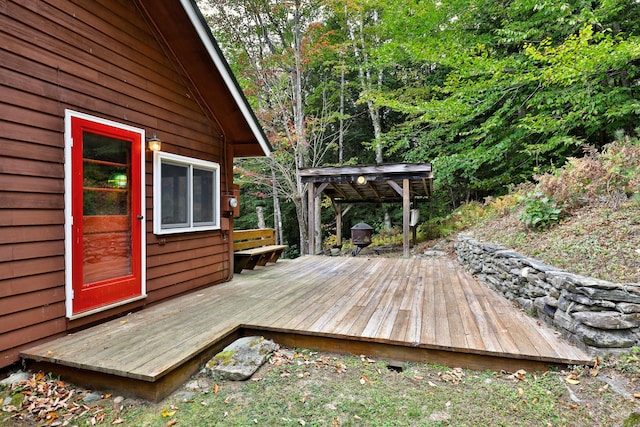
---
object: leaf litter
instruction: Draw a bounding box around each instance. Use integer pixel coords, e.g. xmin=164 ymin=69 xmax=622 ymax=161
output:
xmin=1 ymin=372 xmax=116 ymax=426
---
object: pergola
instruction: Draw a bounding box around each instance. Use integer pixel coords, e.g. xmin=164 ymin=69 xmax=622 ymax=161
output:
xmin=299 ymin=163 xmax=433 ymax=257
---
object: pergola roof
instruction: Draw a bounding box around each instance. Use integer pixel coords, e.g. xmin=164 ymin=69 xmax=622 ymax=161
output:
xmin=299 ymin=163 xmax=433 ymax=203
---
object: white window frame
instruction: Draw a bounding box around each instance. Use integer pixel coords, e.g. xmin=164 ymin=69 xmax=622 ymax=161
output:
xmin=153 ymin=151 xmax=221 ymax=235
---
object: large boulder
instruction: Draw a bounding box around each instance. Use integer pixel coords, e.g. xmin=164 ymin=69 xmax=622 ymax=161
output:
xmin=206 ymin=336 xmax=278 ymax=381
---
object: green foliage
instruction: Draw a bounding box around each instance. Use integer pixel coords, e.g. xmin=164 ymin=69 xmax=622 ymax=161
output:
xmin=370 ymin=227 xmax=403 ymax=247
xmin=418 ymin=201 xmax=489 ymax=240
xmin=604 ymin=347 xmax=640 ymax=376
xmin=203 ymin=0 xmax=640 ymax=251
xmin=518 ymin=192 xmax=563 ymax=230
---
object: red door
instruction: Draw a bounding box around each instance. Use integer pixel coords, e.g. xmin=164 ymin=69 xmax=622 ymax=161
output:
xmin=70 ymin=116 xmax=143 ymax=315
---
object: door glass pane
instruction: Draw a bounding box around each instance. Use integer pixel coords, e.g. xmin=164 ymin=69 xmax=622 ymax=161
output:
xmin=161 ymin=162 xmax=189 ymax=228
xmin=193 ymin=168 xmax=215 ymax=225
xmin=83 ymin=132 xmax=132 ymax=284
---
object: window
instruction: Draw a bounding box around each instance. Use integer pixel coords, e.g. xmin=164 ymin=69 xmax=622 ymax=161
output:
xmin=153 ymin=151 xmax=220 ymax=234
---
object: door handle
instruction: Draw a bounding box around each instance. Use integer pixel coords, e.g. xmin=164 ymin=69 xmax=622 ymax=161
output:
xmin=137 ymin=215 xmax=144 ymax=220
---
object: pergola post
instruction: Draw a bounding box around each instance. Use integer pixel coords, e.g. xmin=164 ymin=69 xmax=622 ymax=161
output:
xmin=332 ymin=200 xmax=343 ymax=246
xmin=314 ymin=195 xmax=322 ymax=254
xmin=403 ymin=178 xmax=410 ymax=257
xmin=307 ymin=182 xmax=315 ymax=255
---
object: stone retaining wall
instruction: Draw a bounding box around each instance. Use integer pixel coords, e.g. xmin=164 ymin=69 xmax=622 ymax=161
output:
xmin=455 ymin=234 xmax=640 ymax=355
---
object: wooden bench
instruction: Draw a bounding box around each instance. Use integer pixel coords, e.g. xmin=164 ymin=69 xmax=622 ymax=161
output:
xmin=233 ymin=229 xmax=287 ymax=273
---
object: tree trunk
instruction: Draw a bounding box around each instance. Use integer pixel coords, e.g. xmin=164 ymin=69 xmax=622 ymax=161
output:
xmin=256 ymin=206 xmax=266 ymax=229
xmin=270 ymin=158 xmax=283 ymax=244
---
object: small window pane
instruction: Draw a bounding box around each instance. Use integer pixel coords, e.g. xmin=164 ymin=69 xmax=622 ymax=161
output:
xmin=193 ymin=168 xmax=215 ymax=225
xmin=161 ymin=163 xmax=188 ymax=228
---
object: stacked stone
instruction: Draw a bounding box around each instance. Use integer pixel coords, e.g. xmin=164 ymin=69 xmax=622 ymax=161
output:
xmin=455 ymin=234 xmax=640 ymax=355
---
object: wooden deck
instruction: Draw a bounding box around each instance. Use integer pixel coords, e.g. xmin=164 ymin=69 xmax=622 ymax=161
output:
xmin=21 ymin=256 xmax=592 ymax=401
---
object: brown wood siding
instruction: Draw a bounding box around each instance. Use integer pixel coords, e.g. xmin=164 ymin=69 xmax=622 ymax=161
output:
xmin=0 ymin=0 xmax=234 ymax=369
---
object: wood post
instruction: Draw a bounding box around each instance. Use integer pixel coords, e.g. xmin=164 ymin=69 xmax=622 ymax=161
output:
xmin=307 ymin=182 xmax=315 ymax=255
xmin=403 ymin=178 xmax=410 ymax=257
xmin=332 ymin=201 xmax=343 ymax=247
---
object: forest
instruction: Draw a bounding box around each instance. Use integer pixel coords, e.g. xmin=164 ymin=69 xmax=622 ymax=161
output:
xmin=198 ymin=0 xmax=640 ymax=255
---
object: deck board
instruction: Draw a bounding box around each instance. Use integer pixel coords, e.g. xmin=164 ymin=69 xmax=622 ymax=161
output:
xmin=21 ymin=255 xmax=592 ymax=400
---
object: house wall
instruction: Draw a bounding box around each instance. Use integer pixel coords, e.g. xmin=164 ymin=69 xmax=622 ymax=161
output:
xmin=0 ymin=0 xmax=233 ymax=369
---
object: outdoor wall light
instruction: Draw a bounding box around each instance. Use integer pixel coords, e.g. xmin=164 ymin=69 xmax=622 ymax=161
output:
xmin=356 ymin=175 xmax=367 ymax=185
xmin=147 ymin=133 xmax=162 ymax=152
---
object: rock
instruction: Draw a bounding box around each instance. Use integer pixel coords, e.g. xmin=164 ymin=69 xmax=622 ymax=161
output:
xmin=574 ymin=324 xmax=637 ymax=348
xmin=83 ymin=392 xmax=102 ymax=403
xmin=562 ymin=292 xmax=616 ymax=309
xmin=553 ymin=310 xmax=576 ymax=332
xmin=3 ymin=396 xmax=12 ymax=406
xmin=596 ymin=374 xmax=636 ymax=400
xmin=423 ymin=250 xmax=446 ymax=257
xmin=618 ymin=303 xmax=640 ymax=314
xmin=578 ymin=285 xmax=640 ymax=304
xmin=184 ymin=380 xmax=200 ymax=391
xmin=174 ymin=390 xmax=195 ymax=402
xmin=572 ymin=311 xmax=640 ymax=330
xmin=206 ymin=336 xmax=278 ymax=381
xmin=0 ymin=371 xmax=30 ymax=386
xmin=113 ymin=396 xmax=125 ymax=405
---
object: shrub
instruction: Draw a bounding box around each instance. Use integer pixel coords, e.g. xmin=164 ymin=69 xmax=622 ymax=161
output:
xmin=518 ymin=192 xmax=563 ymax=230
xmin=484 ymin=194 xmax=521 ymax=217
xmin=536 ymin=137 xmax=640 ymax=210
xmin=417 ymin=201 xmax=488 ymax=240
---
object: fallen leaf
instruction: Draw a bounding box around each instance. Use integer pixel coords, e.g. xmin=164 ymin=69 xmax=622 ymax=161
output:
xmin=213 ymin=384 xmax=220 ymax=394
xmin=532 ymin=397 xmax=539 ymax=404
xmin=224 ymin=396 xmax=233 ymax=404
xmin=634 ymin=393 xmax=640 ymax=399
xmin=565 ymin=375 xmax=580 ymax=385
xmin=518 ymin=387 xmax=524 ymax=396
xmin=360 ymin=376 xmax=369 ymax=385
xmin=299 ymin=420 xmax=306 ymax=426
xmin=102 ymin=394 xmax=112 ymax=399
xmin=428 ymin=381 xmax=438 ymax=387
xmin=166 ymin=420 xmax=177 ymax=427
xmin=112 ymin=418 xmax=124 ymax=424
xmin=300 ymin=395 xmax=308 ymax=403
xmin=161 ymin=409 xmax=177 ymax=417
xmin=414 ymin=375 xmax=424 ymax=380
xmin=354 ymin=415 xmax=362 ymax=420
xmin=332 ymin=417 xmax=340 ymax=425
xmin=120 ymin=320 xmax=127 ymax=325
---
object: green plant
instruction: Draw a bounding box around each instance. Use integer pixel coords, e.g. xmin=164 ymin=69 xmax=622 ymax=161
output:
xmin=518 ymin=192 xmax=563 ymax=230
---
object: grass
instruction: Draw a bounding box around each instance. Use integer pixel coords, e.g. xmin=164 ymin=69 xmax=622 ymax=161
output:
xmin=5 ymin=348 xmax=637 ymax=426
xmin=467 ymin=203 xmax=640 ymax=283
